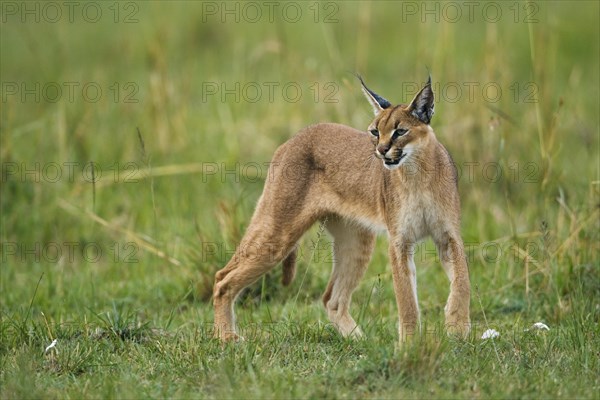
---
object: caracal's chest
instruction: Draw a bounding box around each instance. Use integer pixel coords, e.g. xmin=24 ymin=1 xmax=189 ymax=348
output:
xmin=388 ymin=186 xmax=439 ymax=242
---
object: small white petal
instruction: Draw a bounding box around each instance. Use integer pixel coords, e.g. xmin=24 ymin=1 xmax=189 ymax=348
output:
xmin=481 ymin=328 xmax=500 ymax=340
xmin=532 ymin=322 xmax=549 ymax=331
xmin=45 ymin=339 xmax=58 ymax=353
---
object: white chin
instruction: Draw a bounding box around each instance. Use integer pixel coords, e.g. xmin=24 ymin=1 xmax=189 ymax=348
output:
xmin=383 ymin=161 xmax=401 ymax=170
xmin=382 ymin=153 xmax=409 ymax=170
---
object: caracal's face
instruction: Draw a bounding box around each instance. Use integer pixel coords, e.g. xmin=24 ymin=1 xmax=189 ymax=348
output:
xmin=367 ymin=105 xmax=431 ymax=170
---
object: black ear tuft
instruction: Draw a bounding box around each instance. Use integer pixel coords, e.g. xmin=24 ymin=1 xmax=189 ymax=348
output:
xmin=355 ymin=74 xmax=392 ymax=115
xmin=408 ymin=76 xmax=435 ymax=124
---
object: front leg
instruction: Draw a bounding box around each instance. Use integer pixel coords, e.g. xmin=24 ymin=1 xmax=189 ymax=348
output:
xmin=435 ymin=231 xmax=471 ymax=337
xmin=388 ymin=239 xmax=420 ymax=343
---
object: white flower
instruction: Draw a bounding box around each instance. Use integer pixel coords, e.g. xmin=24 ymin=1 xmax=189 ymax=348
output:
xmin=531 ymin=322 xmax=549 ymax=331
xmin=481 ymin=328 xmax=500 ymax=340
xmin=44 ymin=339 xmax=57 ymax=353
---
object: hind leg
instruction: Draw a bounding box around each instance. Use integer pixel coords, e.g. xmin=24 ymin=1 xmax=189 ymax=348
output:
xmin=213 ymin=212 xmax=314 ymax=341
xmin=213 ymin=236 xmax=293 ymax=341
xmin=322 ymin=217 xmax=376 ymax=338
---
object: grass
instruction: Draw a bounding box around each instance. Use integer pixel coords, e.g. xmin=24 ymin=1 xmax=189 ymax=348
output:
xmin=1 ymin=1 xmax=599 ymax=398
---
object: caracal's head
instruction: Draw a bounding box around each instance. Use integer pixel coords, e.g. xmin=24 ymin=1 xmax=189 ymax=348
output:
xmin=358 ymin=76 xmax=435 ymax=170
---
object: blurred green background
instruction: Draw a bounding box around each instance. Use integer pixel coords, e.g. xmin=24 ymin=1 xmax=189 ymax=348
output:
xmin=1 ymin=1 xmax=598 ymax=398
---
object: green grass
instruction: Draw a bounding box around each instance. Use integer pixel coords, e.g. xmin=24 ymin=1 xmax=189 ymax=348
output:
xmin=1 ymin=1 xmax=599 ymax=398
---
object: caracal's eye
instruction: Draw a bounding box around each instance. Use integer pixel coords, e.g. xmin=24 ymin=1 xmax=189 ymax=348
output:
xmin=392 ymin=128 xmax=408 ymax=140
xmin=369 ymin=129 xmax=379 ymax=137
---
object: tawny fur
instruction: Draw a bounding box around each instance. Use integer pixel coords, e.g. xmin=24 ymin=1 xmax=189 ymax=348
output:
xmin=213 ymin=78 xmax=471 ymax=343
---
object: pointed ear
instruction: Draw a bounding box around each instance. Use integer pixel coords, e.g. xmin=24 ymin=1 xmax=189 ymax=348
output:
xmin=356 ymin=74 xmax=391 ymax=115
xmin=408 ymin=76 xmax=435 ymax=124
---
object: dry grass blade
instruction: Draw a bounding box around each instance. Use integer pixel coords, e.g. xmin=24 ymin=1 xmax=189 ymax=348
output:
xmin=121 ymin=163 xmax=208 ymax=182
xmin=552 ymin=209 xmax=599 ymax=258
xmin=57 ymin=199 xmax=182 ymax=267
xmin=71 ymin=163 xmax=208 ymax=195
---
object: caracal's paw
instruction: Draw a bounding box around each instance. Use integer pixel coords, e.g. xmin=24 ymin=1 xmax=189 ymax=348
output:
xmin=213 ymin=325 xmax=245 ymax=343
xmin=216 ymin=331 xmax=244 ymax=343
xmin=346 ymin=326 xmax=364 ymax=340
xmin=445 ymin=316 xmax=471 ymax=338
xmin=445 ymin=293 xmax=471 ymax=338
xmin=397 ymin=322 xmax=420 ymax=346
